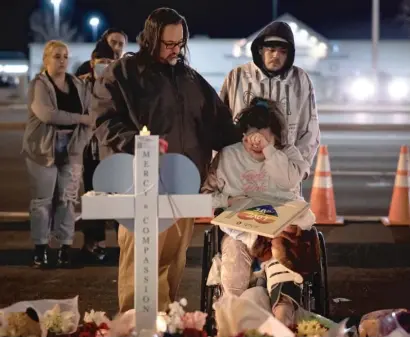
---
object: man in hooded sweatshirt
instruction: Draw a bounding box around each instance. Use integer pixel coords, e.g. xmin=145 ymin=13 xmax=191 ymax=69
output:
xmin=220 ymin=21 xmax=320 ymax=176
xmin=219 ymin=21 xmax=320 ymax=324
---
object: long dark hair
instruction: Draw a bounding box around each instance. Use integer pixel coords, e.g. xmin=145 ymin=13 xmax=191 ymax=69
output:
xmin=101 ymin=28 xmax=128 ymax=43
xmin=137 ymin=7 xmax=189 ymax=63
xmin=234 ymin=97 xmax=288 ymax=149
xmin=91 ymin=39 xmax=115 ymax=61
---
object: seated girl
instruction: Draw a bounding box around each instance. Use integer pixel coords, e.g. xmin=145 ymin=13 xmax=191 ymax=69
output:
xmin=201 ymin=97 xmax=316 ymax=327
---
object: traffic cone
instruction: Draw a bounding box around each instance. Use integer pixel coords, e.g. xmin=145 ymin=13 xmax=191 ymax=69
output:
xmin=309 ymin=145 xmax=344 ymax=225
xmin=381 ymin=145 xmax=410 ymax=226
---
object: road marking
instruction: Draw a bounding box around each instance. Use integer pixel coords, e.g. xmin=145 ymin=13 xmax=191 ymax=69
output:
xmin=343 ymin=216 xmax=384 ymax=221
xmin=366 ymin=181 xmax=393 ymax=187
xmin=332 ymin=171 xmax=396 ymax=176
xmin=0 ymin=104 xmax=26 ymax=111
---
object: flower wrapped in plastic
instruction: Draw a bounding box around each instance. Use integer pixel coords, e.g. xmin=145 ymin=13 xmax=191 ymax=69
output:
xmin=213 ymin=287 xmax=356 ymax=337
xmin=293 ymin=308 xmax=337 ymax=337
xmin=359 ymin=309 xmax=410 ymax=337
xmin=0 ymin=297 xmax=80 ymax=337
xmin=213 ymin=288 xmax=295 ymax=337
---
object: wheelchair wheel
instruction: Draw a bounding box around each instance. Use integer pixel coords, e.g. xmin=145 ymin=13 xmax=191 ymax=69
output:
xmin=311 ymin=231 xmax=330 ymax=317
xmin=200 ymin=226 xmax=221 ymax=337
xmin=200 ymin=228 xmax=213 ymax=313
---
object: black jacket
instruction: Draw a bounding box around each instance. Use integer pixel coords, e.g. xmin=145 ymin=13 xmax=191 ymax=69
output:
xmin=75 ymin=60 xmax=92 ymax=77
xmin=90 ymin=52 xmax=241 ymax=182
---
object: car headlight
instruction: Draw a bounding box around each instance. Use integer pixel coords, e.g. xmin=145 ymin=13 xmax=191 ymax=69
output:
xmin=349 ymin=78 xmax=375 ymax=100
xmin=388 ymin=79 xmax=408 ymax=100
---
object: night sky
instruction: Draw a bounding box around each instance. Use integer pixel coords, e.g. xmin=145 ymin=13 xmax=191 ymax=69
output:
xmin=0 ymin=0 xmax=408 ymax=54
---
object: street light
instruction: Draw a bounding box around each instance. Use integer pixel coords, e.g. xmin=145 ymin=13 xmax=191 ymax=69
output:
xmin=50 ymin=0 xmax=62 ymax=37
xmin=89 ymin=16 xmax=100 ymax=41
xmin=372 ymin=0 xmax=380 ymax=75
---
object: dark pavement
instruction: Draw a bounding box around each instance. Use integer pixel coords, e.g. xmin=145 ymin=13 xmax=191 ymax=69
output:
xmin=1 ymin=222 xmax=410 ymax=323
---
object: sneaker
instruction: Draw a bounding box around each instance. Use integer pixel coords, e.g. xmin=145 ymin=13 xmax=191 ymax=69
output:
xmin=79 ymin=246 xmax=108 ymax=265
xmin=33 ymin=245 xmax=49 ymax=269
xmin=57 ymin=245 xmax=72 ymax=268
xmin=93 ymin=246 xmax=108 ymax=262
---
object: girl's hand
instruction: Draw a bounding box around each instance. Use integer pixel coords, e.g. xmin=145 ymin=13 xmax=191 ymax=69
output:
xmin=244 ymin=132 xmax=271 ymax=151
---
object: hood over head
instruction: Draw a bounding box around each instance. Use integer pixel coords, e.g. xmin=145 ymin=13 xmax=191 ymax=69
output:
xmin=250 ymin=21 xmax=295 ymax=78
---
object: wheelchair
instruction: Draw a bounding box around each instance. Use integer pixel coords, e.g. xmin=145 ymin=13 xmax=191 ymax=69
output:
xmin=199 ymin=216 xmax=329 ymax=337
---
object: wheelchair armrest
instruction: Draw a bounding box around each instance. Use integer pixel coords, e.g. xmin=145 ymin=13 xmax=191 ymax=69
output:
xmin=214 ymin=208 xmax=225 ymax=217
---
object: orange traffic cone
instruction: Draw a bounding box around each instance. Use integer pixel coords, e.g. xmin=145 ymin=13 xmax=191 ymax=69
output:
xmin=381 ymin=145 xmax=410 ymax=226
xmin=309 ymin=145 xmax=344 ymax=225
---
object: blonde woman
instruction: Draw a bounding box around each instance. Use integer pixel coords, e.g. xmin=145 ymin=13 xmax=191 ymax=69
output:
xmin=22 ymin=40 xmax=93 ymax=268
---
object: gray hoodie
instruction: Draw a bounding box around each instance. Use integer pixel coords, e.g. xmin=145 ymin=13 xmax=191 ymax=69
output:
xmin=201 ymin=141 xmax=315 ymax=246
xmin=220 ymin=21 xmax=320 ymax=173
xmin=22 ymin=73 xmax=92 ymax=167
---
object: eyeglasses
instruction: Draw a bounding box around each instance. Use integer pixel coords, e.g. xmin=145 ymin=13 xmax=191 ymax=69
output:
xmin=161 ymin=40 xmax=186 ymax=50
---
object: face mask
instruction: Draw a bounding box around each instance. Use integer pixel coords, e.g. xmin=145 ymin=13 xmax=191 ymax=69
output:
xmin=94 ymin=63 xmax=108 ymax=78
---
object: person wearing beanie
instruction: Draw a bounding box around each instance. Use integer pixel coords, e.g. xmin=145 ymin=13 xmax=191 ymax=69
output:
xmin=77 ymin=39 xmax=117 ymax=265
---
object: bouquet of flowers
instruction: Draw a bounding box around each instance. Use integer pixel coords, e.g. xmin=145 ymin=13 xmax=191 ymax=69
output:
xmin=0 ymin=297 xmax=80 ymax=337
xmin=0 ymin=305 xmax=109 ymax=337
xmin=109 ymin=298 xmax=207 ymax=337
xmin=292 ymin=319 xmax=329 ymax=337
xmin=75 ymin=310 xmax=110 ymax=337
xmin=291 ymin=309 xmax=336 ymax=337
xmin=0 ymin=298 xmax=207 ymax=337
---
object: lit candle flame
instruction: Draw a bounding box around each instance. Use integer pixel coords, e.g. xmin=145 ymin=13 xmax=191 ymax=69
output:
xmin=156 ymin=314 xmax=168 ymax=333
xmin=140 ymin=125 xmax=151 ymax=136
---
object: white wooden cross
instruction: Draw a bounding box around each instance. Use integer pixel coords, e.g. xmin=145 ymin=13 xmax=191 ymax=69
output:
xmin=81 ymin=126 xmax=213 ymax=336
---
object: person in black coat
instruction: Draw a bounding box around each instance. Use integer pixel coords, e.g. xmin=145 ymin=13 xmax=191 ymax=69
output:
xmin=90 ymin=8 xmax=242 ymax=312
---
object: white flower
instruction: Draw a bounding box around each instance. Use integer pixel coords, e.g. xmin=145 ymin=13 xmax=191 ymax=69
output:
xmin=42 ymin=305 xmax=76 ymax=334
xmin=61 ymin=311 xmax=76 ymax=334
xmin=168 ymin=301 xmax=185 ymax=318
xmin=179 ymin=298 xmax=188 ymax=307
xmin=169 ymin=314 xmax=184 ymax=333
xmin=168 ymin=323 xmax=177 ymax=334
xmin=165 ymin=301 xmax=186 ymax=334
xmin=84 ymin=310 xmax=110 ymax=326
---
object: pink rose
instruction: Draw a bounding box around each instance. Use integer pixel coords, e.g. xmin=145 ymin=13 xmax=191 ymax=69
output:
xmin=181 ymin=312 xmax=207 ymax=331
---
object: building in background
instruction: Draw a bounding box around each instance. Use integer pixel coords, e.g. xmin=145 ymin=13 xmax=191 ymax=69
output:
xmin=0 ymin=52 xmax=29 ymax=102
xmin=26 ymin=13 xmax=410 ymax=104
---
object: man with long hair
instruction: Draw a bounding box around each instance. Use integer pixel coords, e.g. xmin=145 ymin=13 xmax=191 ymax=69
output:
xmin=90 ymin=7 xmax=241 ymax=312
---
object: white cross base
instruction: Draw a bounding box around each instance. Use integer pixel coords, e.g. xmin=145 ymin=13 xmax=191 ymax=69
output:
xmin=81 ymin=131 xmax=213 ymax=336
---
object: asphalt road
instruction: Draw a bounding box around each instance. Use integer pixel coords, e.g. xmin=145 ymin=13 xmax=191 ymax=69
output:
xmin=1 ymin=225 xmax=410 ymax=324
xmin=302 ymin=130 xmax=409 ymax=216
xmin=0 ymin=113 xmax=409 ymax=216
